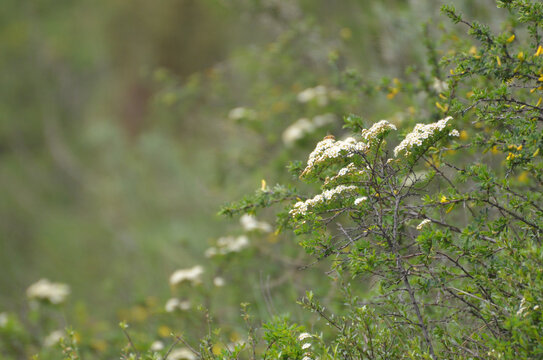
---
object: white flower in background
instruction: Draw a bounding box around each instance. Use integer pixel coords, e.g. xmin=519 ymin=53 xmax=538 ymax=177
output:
xmin=151 ymin=340 xmax=164 ymax=351
xmin=282 ymin=114 xmax=337 ymax=146
xmin=302 ymin=343 xmax=312 ymax=350
xmin=394 ymin=117 xmax=455 ymax=157
xmin=290 ymin=185 xmax=358 ymax=216
xmin=169 ymin=266 xmax=204 ymax=286
xmin=0 ymin=313 xmax=7 ymax=328
xmin=228 ymin=107 xmax=256 ymax=121
xmin=205 ymin=235 xmax=250 ymax=257
xmin=165 ymin=298 xmax=191 ymax=312
xmin=218 ymin=235 xmax=249 ymax=252
xmin=517 ymin=297 xmax=527 ymax=316
xmin=298 ymin=332 xmax=312 ymax=341
xmin=297 ymin=85 xmax=329 ymax=106
xmin=26 ymin=279 xmax=70 ymax=304
xmin=360 ymin=120 xmax=397 ymax=141
xmin=432 ymin=77 xmax=449 ymax=93
xmin=449 ymin=129 xmax=460 ymax=137
xmin=43 ymin=330 xmax=64 ymax=347
xmin=240 ymin=214 xmax=272 ymax=233
xmin=416 ymin=219 xmax=432 ymax=230
xmin=312 ymin=113 xmax=336 ymax=127
xmin=169 ymin=347 xmax=197 ymax=360
xmin=282 ymin=118 xmax=315 ymax=146
xmin=213 ymin=277 xmax=225 ymax=287
xmin=302 ymin=357 xmax=313 ymax=360
xmin=354 ymin=196 xmax=368 ymax=206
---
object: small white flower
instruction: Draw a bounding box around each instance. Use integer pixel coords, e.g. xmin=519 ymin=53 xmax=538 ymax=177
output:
xmin=416 ymin=219 xmax=432 ymax=230
xmin=432 ymin=78 xmax=449 ymax=93
xmin=517 ymin=297 xmax=527 ymax=316
xmin=302 ymin=357 xmax=313 ymax=360
xmin=240 ymin=214 xmax=272 ymax=233
xmin=449 ymin=129 xmax=460 ymax=137
xmin=43 ymin=330 xmax=64 ymax=347
xmin=297 ymin=85 xmax=329 ymax=106
xmin=298 ymin=332 xmax=312 ymax=341
xmin=354 ymin=197 xmax=368 ymax=206
xmin=228 ymin=107 xmax=256 ymax=121
xmin=213 ymin=277 xmax=225 ymax=287
xmin=394 ymin=117 xmax=453 ymax=157
xmin=0 ymin=313 xmax=7 ymax=328
xmin=151 ymin=340 xmax=165 ymax=351
xmin=168 ymin=347 xmax=197 ymax=360
xmin=26 ymin=279 xmax=70 ymax=304
xmin=165 ymin=298 xmax=191 ymax=312
xmin=360 ymin=120 xmax=397 ymax=142
xmin=302 ymin=343 xmax=312 ymax=349
xmin=169 ymin=266 xmax=204 ymax=286
xmin=290 ymin=185 xmax=357 ymax=216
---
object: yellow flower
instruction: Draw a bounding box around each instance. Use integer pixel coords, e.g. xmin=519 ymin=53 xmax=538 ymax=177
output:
xmin=506 ymin=34 xmax=515 ymax=43
xmin=533 ymin=148 xmax=540 ymax=157
xmin=440 ymin=195 xmax=448 ymax=203
xmin=535 ymin=45 xmax=543 ymax=57
xmin=436 ymin=102 xmax=449 ymax=112
xmin=340 ymin=27 xmax=352 ymax=40
xmin=517 ymin=145 xmax=523 ymax=151
xmin=460 ymin=130 xmax=469 ymax=140
xmin=469 ymin=46 xmax=477 ymax=55
xmin=261 ymin=179 xmax=267 ymax=191
xmin=506 ymin=152 xmax=516 ymax=161
xmin=158 ymin=325 xmax=172 ymax=338
xmin=517 ymin=171 xmax=529 ymax=183
xmin=537 ymin=97 xmax=543 ymax=107
xmin=517 ymin=51 xmax=525 ymax=61
xmin=496 ymin=56 xmax=502 ymax=67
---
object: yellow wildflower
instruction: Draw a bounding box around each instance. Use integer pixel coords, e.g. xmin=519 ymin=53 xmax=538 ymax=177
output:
xmin=507 ymin=34 xmax=515 ymax=43
xmin=535 ymin=45 xmax=543 ymax=57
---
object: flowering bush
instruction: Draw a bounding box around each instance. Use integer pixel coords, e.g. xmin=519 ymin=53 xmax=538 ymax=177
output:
xmin=2 ymin=1 xmax=543 ymax=360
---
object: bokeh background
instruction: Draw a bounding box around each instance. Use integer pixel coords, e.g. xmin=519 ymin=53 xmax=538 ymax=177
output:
xmin=0 ymin=0 xmax=504 ymax=355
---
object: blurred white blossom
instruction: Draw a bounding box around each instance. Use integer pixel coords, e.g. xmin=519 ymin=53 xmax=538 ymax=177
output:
xmin=205 ymin=235 xmax=250 ymax=258
xmin=169 ymin=266 xmax=204 ymax=286
xmin=213 ymin=277 xmax=225 ymax=287
xmin=240 ymin=214 xmax=272 ymax=233
xmin=43 ymin=330 xmax=64 ymax=347
xmin=168 ymin=347 xmax=197 ymax=360
xmin=26 ymin=279 xmax=70 ymax=304
xmin=432 ymin=77 xmax=449 ymax=93
xmin=165 ymin=298 xmax=191 ymax=312
xmin=228 ymin=107 xmax=256 ymax=121
xmin=151 ymin=340 xmax=165 ymax=351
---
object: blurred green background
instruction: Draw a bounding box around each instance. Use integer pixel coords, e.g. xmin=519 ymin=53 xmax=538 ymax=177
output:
xmin=0 ymin=0 xmax=502 ymax=328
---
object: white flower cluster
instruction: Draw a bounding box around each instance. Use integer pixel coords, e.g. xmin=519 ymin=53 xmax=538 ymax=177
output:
xmin=282 ymin=113 xmax=336 ymax=146
xmin=168 ymin=347 xmax=197 ymax=360
xmin=298 ymin=333 xmax=313 ymax=360
xmin=354 ymin=196 xmax=368 ymax=206
xmin=449 ymin=129 xmax=460 ymax=137
xmin=393 ymin=116 xmax=455 ymax=157
xmin=204 ymin=235 xmax=250 ymax=258
xmin=240 ymin=214 xmax=272 ymax=233
xmin=360 ymin=120 xmax=397 ymax=142
xmin=26 ymin=279 xmax=70 ymax=304
xmin=301 ymin=136 xmax=368 ymax=177
xmin=228 ymin=107 xmax=256 ymax=121
xmin=43 ymin=330 xmax=64 ymax=347
xmin=290 ymin=185 xmax=357 ymax=216
xmin=325 ymin=162 xmax=363 ymax=185
xmin=416 ymin=219 xmax=432 ymax=230
xmin=165 ymin=298 xmax=191 ymax=312
xmin=169 ymin=265 xmax=204 ymax=286
xmin=297 ymin=85 xmax=340 ymax=106
xmin=432 ymin=77 xmax=449 ymax=93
